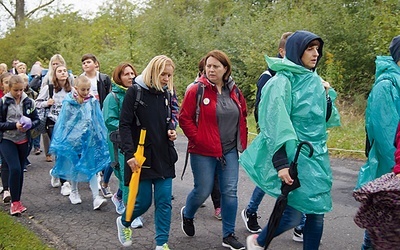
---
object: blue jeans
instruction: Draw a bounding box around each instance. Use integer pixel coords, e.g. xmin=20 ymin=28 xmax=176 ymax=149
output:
xmin=32 ymin=135 xmax=40 ymax=149
xmin=122 ymin=178 xmax=172 ymax=246
xmin=247 ymin=186 xmax=306 ymax=230
xmin=257 ymin=205 xmax=324 ymax=250
xmin=247 ymin=186 xmax=265 ymax=213
xmin=361 ymin=230 xmax=374 ymax=250
xmin=103 ymin=164 xmax=113 ymax=183
xmin=184 ymin=148 xmax=239 ymax=238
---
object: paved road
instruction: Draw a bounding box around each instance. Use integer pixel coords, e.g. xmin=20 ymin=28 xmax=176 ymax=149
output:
xmin=2 ymin=135 xmax=365 ymax=249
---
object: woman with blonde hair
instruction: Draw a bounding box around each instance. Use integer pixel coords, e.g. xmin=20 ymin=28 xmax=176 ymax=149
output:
xmin=116 ymin=55 xmax=178 ymax=250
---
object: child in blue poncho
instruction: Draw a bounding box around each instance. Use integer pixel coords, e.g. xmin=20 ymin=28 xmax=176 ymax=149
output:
xmin=49 ymin=75 xmax=110 ymax=210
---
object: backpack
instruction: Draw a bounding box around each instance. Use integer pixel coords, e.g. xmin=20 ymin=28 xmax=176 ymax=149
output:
xmin=254 ymin=70 xmax=273 ymax=124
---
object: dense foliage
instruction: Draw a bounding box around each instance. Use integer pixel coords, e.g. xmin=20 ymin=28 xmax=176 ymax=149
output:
xmin=0 ymin=0 xmax=399 ymax=111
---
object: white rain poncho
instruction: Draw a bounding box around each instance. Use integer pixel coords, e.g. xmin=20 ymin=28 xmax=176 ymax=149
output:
xmin=239 ymin=55 xmax=340 ymax=214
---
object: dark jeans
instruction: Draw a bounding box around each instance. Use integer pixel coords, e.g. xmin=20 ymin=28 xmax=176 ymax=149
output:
xmin=1 ymin=153 xmax=9 ymax=190
xmin=211 ymin=173 xmax=221 ymax=209
xmin=0 ymin=139 xmax=28 ymax=202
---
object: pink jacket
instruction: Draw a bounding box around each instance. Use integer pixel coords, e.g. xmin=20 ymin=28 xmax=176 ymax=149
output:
xmin=394 ymin=123 xmax=400 ymax=174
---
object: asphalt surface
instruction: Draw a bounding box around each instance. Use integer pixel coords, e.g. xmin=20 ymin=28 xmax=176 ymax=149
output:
xmin=1 ymin=135 xmax=366 ymax=250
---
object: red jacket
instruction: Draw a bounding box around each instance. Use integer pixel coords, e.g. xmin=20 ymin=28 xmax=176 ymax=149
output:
xmin=394 ymin=123 xmax=400 ymax=174
xmin=179 ymin=75 xmax=247 ymax=157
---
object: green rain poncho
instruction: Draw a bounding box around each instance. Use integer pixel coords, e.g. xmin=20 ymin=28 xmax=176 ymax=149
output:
xmin=355 ymin=56 xmax=400 ymax=189
xmin=239 ymin=56 xmax=340 ymax=214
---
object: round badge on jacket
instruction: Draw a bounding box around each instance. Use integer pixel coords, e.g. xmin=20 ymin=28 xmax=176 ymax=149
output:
xmin=203 ymin=98 xmax=210 ymax=105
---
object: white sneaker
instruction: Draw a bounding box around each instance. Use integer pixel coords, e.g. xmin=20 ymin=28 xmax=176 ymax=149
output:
xmin=116 ymin=216 xmax=132 ymax=247
xmin=246 ymin=234 xmax=263 ymax=250
xmin=69 ymin=190 xmax=82 ymax=204
xmin=131 ymin=217 xmax=143 ymax=229
xmin=93 ymin=195 xmax=107 ymax=210
xmin=50 ymin=169 xmax=61 ymax=188
xmin=111 ymin=193 xmax=126 ymax=215
xmin=2 ymin=190 xmax=11 ymax=203
xmin=155 ymin=243 xmax=170 ymax=250
xmin=60 ymin=182 xmax=71 ymax=196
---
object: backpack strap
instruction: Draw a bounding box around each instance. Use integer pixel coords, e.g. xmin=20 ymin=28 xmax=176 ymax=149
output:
xmin=132 ymin=83 xmax=143 ymax=126
xmin=48 ymin=84 xmax=54 ymax=98
xmin=195 ymin=82 xmax=205 ymax=126
xmin=181 ymin=82 xmax=204 ymax=180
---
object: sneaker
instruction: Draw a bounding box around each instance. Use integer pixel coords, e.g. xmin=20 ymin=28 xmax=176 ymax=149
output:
xmin=292 ymin=227 xmax=304 ymax=242
xmin=116 ymin=216 xmax=132 ymax=247
xmin=241 ymin=209 xmax=262 ymax=233
xmin=200 ymin=202 xmax=206 ymax=208
xmin=246 ymin=234 xmax=263 ymax=250
xmin=46 ymin=155 xmax=53 ymax=162
xmin=23 ymin=167 xmax=27 ymax=172
xmin=155 ymin=243 xmax=170 ymax=250
xmin=3 ymin=190 xmax=11 ymax=203
xmin=10 ymin=201 xmax=21 ymax=216
xmin=131 ymin=217 xmax=143 ymax=229
xmin=111 ymin=193 xmax=126 ymax=215
xmin=180 ymin=206 xmax=195 ymax=237
xmin=69 ymin=190 xmax=82 ymax=204
xmin=34 ymin=148 xmax=41 ymax=155
xmin=93 ymin=195 xmax=107 ymax=210
xmin=18 ymin=201 xmax=27 ymax=213
xmin=100 ymin=184 xmax=113 ymax=198
xmin=222 ymin=233 xmax=245 ymax=250
xmin=60 ymin=182 xmax=72 ymax=196
xmin=49 ymin=169 xmax=61 ymax=188
xmin=214 ymin=207 xmax=222 ymax=220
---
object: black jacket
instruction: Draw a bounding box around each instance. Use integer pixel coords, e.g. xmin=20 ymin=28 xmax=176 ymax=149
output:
xmin=119 ymin=82 xmax=177 ymax=185
xmin=97 ymin=73 xmax=112 ymax=109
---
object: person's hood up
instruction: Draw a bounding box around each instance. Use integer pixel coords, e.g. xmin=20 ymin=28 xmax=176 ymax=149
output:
xmin=389 ymin=35 xmax=400 ymax=64
xmin=285 ymin=30 xmax=324 ymax=70
xmin=374 ymin=56 xmax=400 ymax=86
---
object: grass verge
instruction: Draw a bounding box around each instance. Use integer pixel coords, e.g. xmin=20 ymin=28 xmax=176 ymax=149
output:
xmin=0 ymin=210 xmax=53 ymax=250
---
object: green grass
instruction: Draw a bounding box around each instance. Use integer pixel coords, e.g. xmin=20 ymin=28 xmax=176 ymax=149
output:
xmin=0 ymin=210 xmax=53 ymax=250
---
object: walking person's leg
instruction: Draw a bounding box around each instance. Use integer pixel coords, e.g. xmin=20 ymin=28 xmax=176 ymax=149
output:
xmin=154 ymin=178 xmax=173 ymax=248
xmin=302 ymin=213 xmax=324 ymax=250
xmin=181 ymin=154 xmax=216 ymax=237
xmin=242 ymin=186 xmax=265 ymax=233
xmin=211 ymin=173 xmax=221 ymax=219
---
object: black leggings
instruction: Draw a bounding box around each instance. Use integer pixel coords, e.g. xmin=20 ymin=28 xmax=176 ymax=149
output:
xmin=46 ymin=119 xmax=66 ymax=184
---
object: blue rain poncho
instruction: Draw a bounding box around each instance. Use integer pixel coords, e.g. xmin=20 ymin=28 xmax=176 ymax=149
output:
xmin=49 ymin=92 xmax=110 ymax=182
xmin=355 ymin=56 xmax=400 ymax=189
xmin=239 ymin=56 xmax=340 ymax=214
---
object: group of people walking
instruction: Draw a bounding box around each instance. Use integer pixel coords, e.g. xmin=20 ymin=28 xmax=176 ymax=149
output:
xmin=0 ymin=30 xmax=399 ymax=250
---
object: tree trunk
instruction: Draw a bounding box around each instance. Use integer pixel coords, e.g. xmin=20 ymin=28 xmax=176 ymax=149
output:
xmin=15 ymin=0 xmax=25 ymax=27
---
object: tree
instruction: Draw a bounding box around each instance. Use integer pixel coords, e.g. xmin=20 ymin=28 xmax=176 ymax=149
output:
xmin=0 ymin=0 xmax=56 ymax=27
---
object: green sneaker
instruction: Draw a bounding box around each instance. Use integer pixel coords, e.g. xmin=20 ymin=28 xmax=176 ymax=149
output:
xmin=116 ymin=216 xmax=132 ymax=247
xmin=155 ymin=243 xmax=170 ymax=250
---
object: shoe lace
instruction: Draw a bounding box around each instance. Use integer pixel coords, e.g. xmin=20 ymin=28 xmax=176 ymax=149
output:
xmin=162 ymin=243 xmax=170 ymax=250
xmin=122 ymin=227 xmax=132 ymax=240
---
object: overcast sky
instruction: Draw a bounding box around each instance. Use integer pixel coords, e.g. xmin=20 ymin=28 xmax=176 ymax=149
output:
xmin=0 ymin=0 xmax=102 ymax=35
